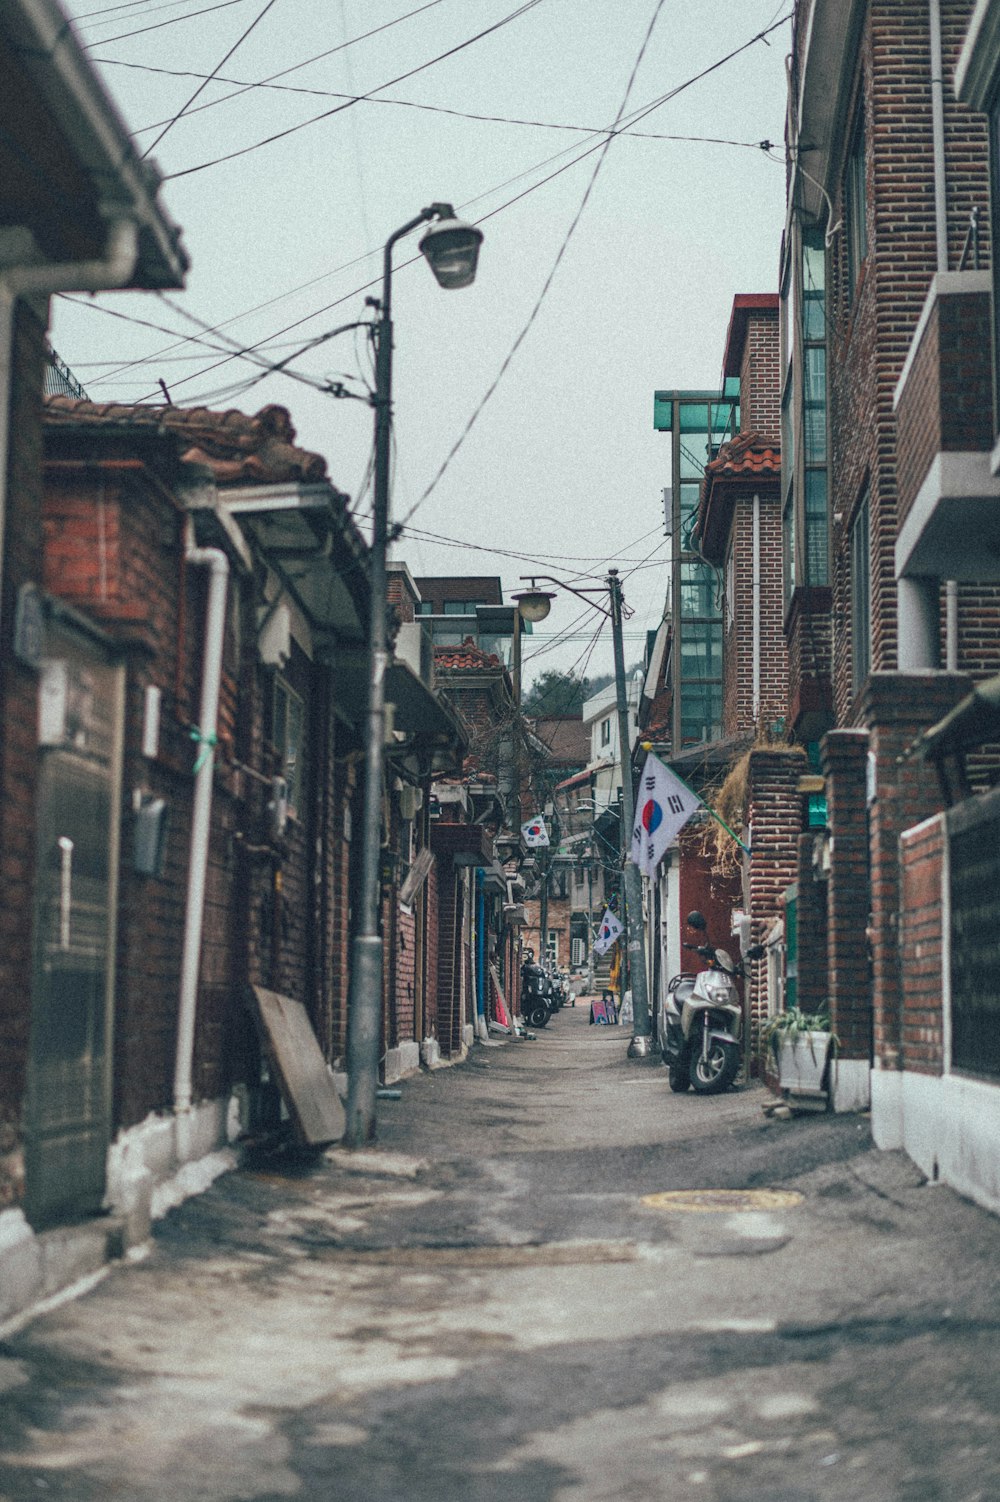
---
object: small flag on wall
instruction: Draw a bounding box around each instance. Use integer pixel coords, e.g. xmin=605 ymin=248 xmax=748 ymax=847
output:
xmin=521 ymin=816 xmax=550 ymax=847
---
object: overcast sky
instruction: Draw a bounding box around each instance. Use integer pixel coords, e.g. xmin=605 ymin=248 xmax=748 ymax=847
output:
xmin=52 ymin=0 xmax=791 ymax=689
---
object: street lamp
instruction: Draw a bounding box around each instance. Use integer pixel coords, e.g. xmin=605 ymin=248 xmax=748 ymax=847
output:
xmin=345 ymin=204 xmax=483 ymax=1147
xmin=513 ymin=569 xmax=653 ymax=1058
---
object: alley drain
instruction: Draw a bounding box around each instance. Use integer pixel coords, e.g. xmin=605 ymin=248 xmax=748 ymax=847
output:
xmin=641 ymin=1189 xmax=804 ymax=1213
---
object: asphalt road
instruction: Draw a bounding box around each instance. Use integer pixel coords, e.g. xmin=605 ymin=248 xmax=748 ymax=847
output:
xmin=1 ymin=1006 xmax=999 ymax=1501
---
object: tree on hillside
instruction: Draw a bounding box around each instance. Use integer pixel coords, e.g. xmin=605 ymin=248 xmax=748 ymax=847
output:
xmin=521 ymin=669 xmax=592 ymax=717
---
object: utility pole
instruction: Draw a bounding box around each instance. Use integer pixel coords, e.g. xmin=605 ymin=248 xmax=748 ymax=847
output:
xmin=607 ymin=568 xmax=652 ymax=1056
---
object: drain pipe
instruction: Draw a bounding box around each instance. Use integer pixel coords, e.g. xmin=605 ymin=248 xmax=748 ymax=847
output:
xmin=0 ymin=217 xmax=139 ymax=631
xmin=930 ymin=0 xmax=960 ymax=670
xmin=173 ymin=521 xmax=229 ymax=1147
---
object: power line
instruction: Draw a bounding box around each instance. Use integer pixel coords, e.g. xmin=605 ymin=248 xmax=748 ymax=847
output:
xmin=74 ymin=11 xmax=789 ymax=409
xmin=395 ymin=0 xmax=671 ymax=532
xmin=161 ymin=0 xmax=546 ymax=180
xmin=140 ymin=0 xmax=279 ymax=159
xmin=122 ymin=0 xmax=448 ymax=137
xmin=80 ymin=0 xmax=249 ymax=48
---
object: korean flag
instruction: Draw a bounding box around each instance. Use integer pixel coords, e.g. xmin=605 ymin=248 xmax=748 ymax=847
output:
xmin=593 ymin=908 xmax=623 ymax=956
xmin=521 ymin=816 xmax=550 ymax=848
xmin=630 ymin=753 xmax=701 ymax=876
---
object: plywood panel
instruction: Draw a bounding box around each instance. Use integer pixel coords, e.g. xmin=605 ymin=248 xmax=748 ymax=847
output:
xmin=250 ymin=986 xmax=345 ymax=1145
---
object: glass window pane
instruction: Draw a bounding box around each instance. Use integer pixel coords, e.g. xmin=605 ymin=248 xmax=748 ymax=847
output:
xmin=679 ymin=403 xmax=710 ymax=433
xmin=679 ymin=432 xmax=710 ymax=478
xmin=680 ymin=561 xmax=717 ymax=618
xmin=653 ymin=394 xmax=673 ymax=430
xmin=805 ymin=470 xmax=829 ymax=586
xmin=804 ymin=346 xmax=826 ymax=462
xmin=681 ymin=620 xmax=722 ymax=676
xmin=802 ymin=233 xmax=825 ymax=340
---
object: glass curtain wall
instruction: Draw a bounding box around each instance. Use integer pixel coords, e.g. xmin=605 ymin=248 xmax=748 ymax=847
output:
xmin=654 ymin=384 xmax=739 ymax=749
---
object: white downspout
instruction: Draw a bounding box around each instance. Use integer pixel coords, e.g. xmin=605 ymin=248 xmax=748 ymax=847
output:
xmin=173 ymin=522 xmax=229 ymax=1144
xmin=752 ymin=492 xmax=762 ymax=723
xmin=0 ymin=217 xmax=139 ymax=631
xmin=930 ymin=0 xmax=960 ymax=670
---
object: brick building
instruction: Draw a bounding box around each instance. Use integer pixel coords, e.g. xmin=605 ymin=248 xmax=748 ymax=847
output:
xmin=0 ymin=0 xmax=187 ymax=1315
xmin=771 ymin=0 xmax=1000 ymax=1177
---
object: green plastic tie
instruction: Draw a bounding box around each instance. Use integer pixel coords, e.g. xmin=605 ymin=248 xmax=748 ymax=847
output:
xmin=190 ymin=726 xmax=218 ymax=775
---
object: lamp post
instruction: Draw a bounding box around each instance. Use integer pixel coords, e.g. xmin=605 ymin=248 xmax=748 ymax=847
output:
xmin=345 ymin=204 xmax=483 ymax=1147
xmin=512 ymin=570 xmax=653 ymax=1057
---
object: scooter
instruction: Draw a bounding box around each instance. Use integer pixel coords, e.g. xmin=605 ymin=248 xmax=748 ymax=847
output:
xmin=659 ymin=911 xmax=765 ymax=1095
xmin=520 ymin=950 xmax=554 ymax=1029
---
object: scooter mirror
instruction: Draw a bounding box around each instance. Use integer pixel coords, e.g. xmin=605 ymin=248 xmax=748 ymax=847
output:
xmin=685 ymin=911 xmax=707 ymax=931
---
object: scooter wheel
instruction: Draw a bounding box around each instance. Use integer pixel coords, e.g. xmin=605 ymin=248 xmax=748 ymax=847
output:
xmin=689 ymin=1039 xmax=739 ymax=1094
xmin=668 ymin=1059 xmax=690 ymax=1093
xmin=528 ymin=1004 xmax=550 ymax=1029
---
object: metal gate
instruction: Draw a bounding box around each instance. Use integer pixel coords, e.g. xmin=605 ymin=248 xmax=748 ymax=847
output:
xmin=25 ymin=615 xmax=123 ymax=1229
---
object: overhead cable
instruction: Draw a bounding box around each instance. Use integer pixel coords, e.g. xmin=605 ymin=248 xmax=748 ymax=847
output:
xmin=161 ymin=0 xmax=546 ymax=180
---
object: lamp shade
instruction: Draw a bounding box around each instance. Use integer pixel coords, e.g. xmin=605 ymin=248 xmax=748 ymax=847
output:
xmin=513 ymin=588 xmax=554 ymax=624
xmin=419 ymin=217 xmax=483 ymax=289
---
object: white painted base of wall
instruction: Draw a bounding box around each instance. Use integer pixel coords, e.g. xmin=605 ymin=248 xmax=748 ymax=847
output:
xmin=0 ymin=1092 xmax=240 ymax=1331
xmin=462 ymin=1024 xmax=475 ymax=1050
xmin=830 ymin=1058 xmax=871 ymax=1113
xmin=384 ymin=1041 xmax=421 ymax=1084
xmin=105 ymin=1095 xmax=240 ymax=1237
xmin=420 ymin=1037 xmax=443 ymax=1069
xmin=872 ymin=1068 xmax=1000 ymax=1216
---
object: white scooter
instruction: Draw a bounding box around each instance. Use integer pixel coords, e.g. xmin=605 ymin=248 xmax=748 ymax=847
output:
xmin=659 ymin=911 xmax=765 ymax=1095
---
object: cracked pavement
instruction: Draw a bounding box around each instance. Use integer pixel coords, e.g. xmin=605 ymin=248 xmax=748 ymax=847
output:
xmin=1 ymin=1009 xmax=998 ymax=1501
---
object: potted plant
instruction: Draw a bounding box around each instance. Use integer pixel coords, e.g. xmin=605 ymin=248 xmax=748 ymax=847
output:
xmin=760 ymin=1009 xmax=838 ymax=1098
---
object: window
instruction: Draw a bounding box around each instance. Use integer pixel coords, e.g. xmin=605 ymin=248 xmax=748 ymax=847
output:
xmin=415 ymin=601 xmax=433 ymax=616
xmin=846 ymin=102 xmax=868 ymax=301
xmin=443 ymin=600 xmax=485 ymax=614
xmin=272 ymin=676 xmax=305 ymax=818
xmin=851 ymin=491 xmax=871 ymax=693
xmin=600 ymin=718 xmax=611 ymax=746
xmin=546 ymin=929 xmax=558 ymax=965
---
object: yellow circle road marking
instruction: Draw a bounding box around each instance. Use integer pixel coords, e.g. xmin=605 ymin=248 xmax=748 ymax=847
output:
xmin=641 ymin=1189 xmax=804 ymax=1213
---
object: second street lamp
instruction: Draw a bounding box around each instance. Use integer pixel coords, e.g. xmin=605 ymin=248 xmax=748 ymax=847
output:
xmin=345 ymin=204 xmax=484 ymax=1147
xmin=512 ymin=570 xmax=653 ymax=1057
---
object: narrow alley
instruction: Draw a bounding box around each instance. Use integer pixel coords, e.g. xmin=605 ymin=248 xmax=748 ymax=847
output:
xmin=2 ymin=1011 xmax=998 ymax=1502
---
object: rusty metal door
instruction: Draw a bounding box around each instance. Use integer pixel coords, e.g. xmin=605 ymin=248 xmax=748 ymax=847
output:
xmin=25 ymin=617 xmax=123 ymax=1229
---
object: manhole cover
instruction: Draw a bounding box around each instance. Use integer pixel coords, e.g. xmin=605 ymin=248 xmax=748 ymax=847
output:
xmin=641 ymin=1189 xmax=804 ymax=1213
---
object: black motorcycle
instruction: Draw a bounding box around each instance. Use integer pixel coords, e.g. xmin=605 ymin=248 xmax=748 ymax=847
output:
xmin=520 ymin=950 xmax=555 ymax=1029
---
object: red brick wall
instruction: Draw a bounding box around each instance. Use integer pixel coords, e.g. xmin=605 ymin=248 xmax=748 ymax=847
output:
xmin=825 ymin=0 xmax=990 ymax=718
xmin=821 ymin=728 xmax=872 ymax=1058
xmin=740 ymin=310 xmax=781 ymax=443
xmin=745 ymin=749 xmax=805 ymax=1037
xmin=0 ymin=300 xmax=46 ymax=1208
xmin=862 ymin=670 xmax=970 ymax=1068
xmin=899 ymin=813 xmax=946 ymax=1075
xmin=895 ymin=287 xmax=993 ymax=528
xmin=785 ymin=587 xmax=834 ymax=741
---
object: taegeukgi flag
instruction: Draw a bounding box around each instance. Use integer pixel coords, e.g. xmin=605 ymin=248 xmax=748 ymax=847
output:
xmin=630 ymin=753 xmax=702 ymax=876
xmin=593 ymin=908 xmax=623 ymax=956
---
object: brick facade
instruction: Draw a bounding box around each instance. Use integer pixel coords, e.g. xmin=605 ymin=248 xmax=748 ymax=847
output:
xmin=861 ymin=671 xmax=970 ymax=1068
xmin=899 ymin=813 xmax=946 ymax=1076
xmin=0 ymin=300 xmax=46 ymax=1209
xmin=821 ymin=729 xmax=872 ymax=1059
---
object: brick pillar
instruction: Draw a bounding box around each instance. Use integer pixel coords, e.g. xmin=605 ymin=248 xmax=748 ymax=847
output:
xmin=861 ymin=672 xmax=970 ymax=1071
xmin=821 ymin=730 xmax=871 ymax=1060
xmin=794 ymin=831 xmax=828 ymax=1016
xmin=745 ymin=749 xmax=804 ymax=1046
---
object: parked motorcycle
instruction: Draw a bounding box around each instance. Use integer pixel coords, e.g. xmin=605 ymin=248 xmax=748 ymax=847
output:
xmin=659 ymin=911 xmax=765 ymax=1095
xmin=521 ymin=950 xmax=555 ymax=1029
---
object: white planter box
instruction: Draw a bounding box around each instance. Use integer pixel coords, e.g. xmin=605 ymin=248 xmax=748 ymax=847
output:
xmin=776 ymin=1032 xmax=832 ymax=1096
